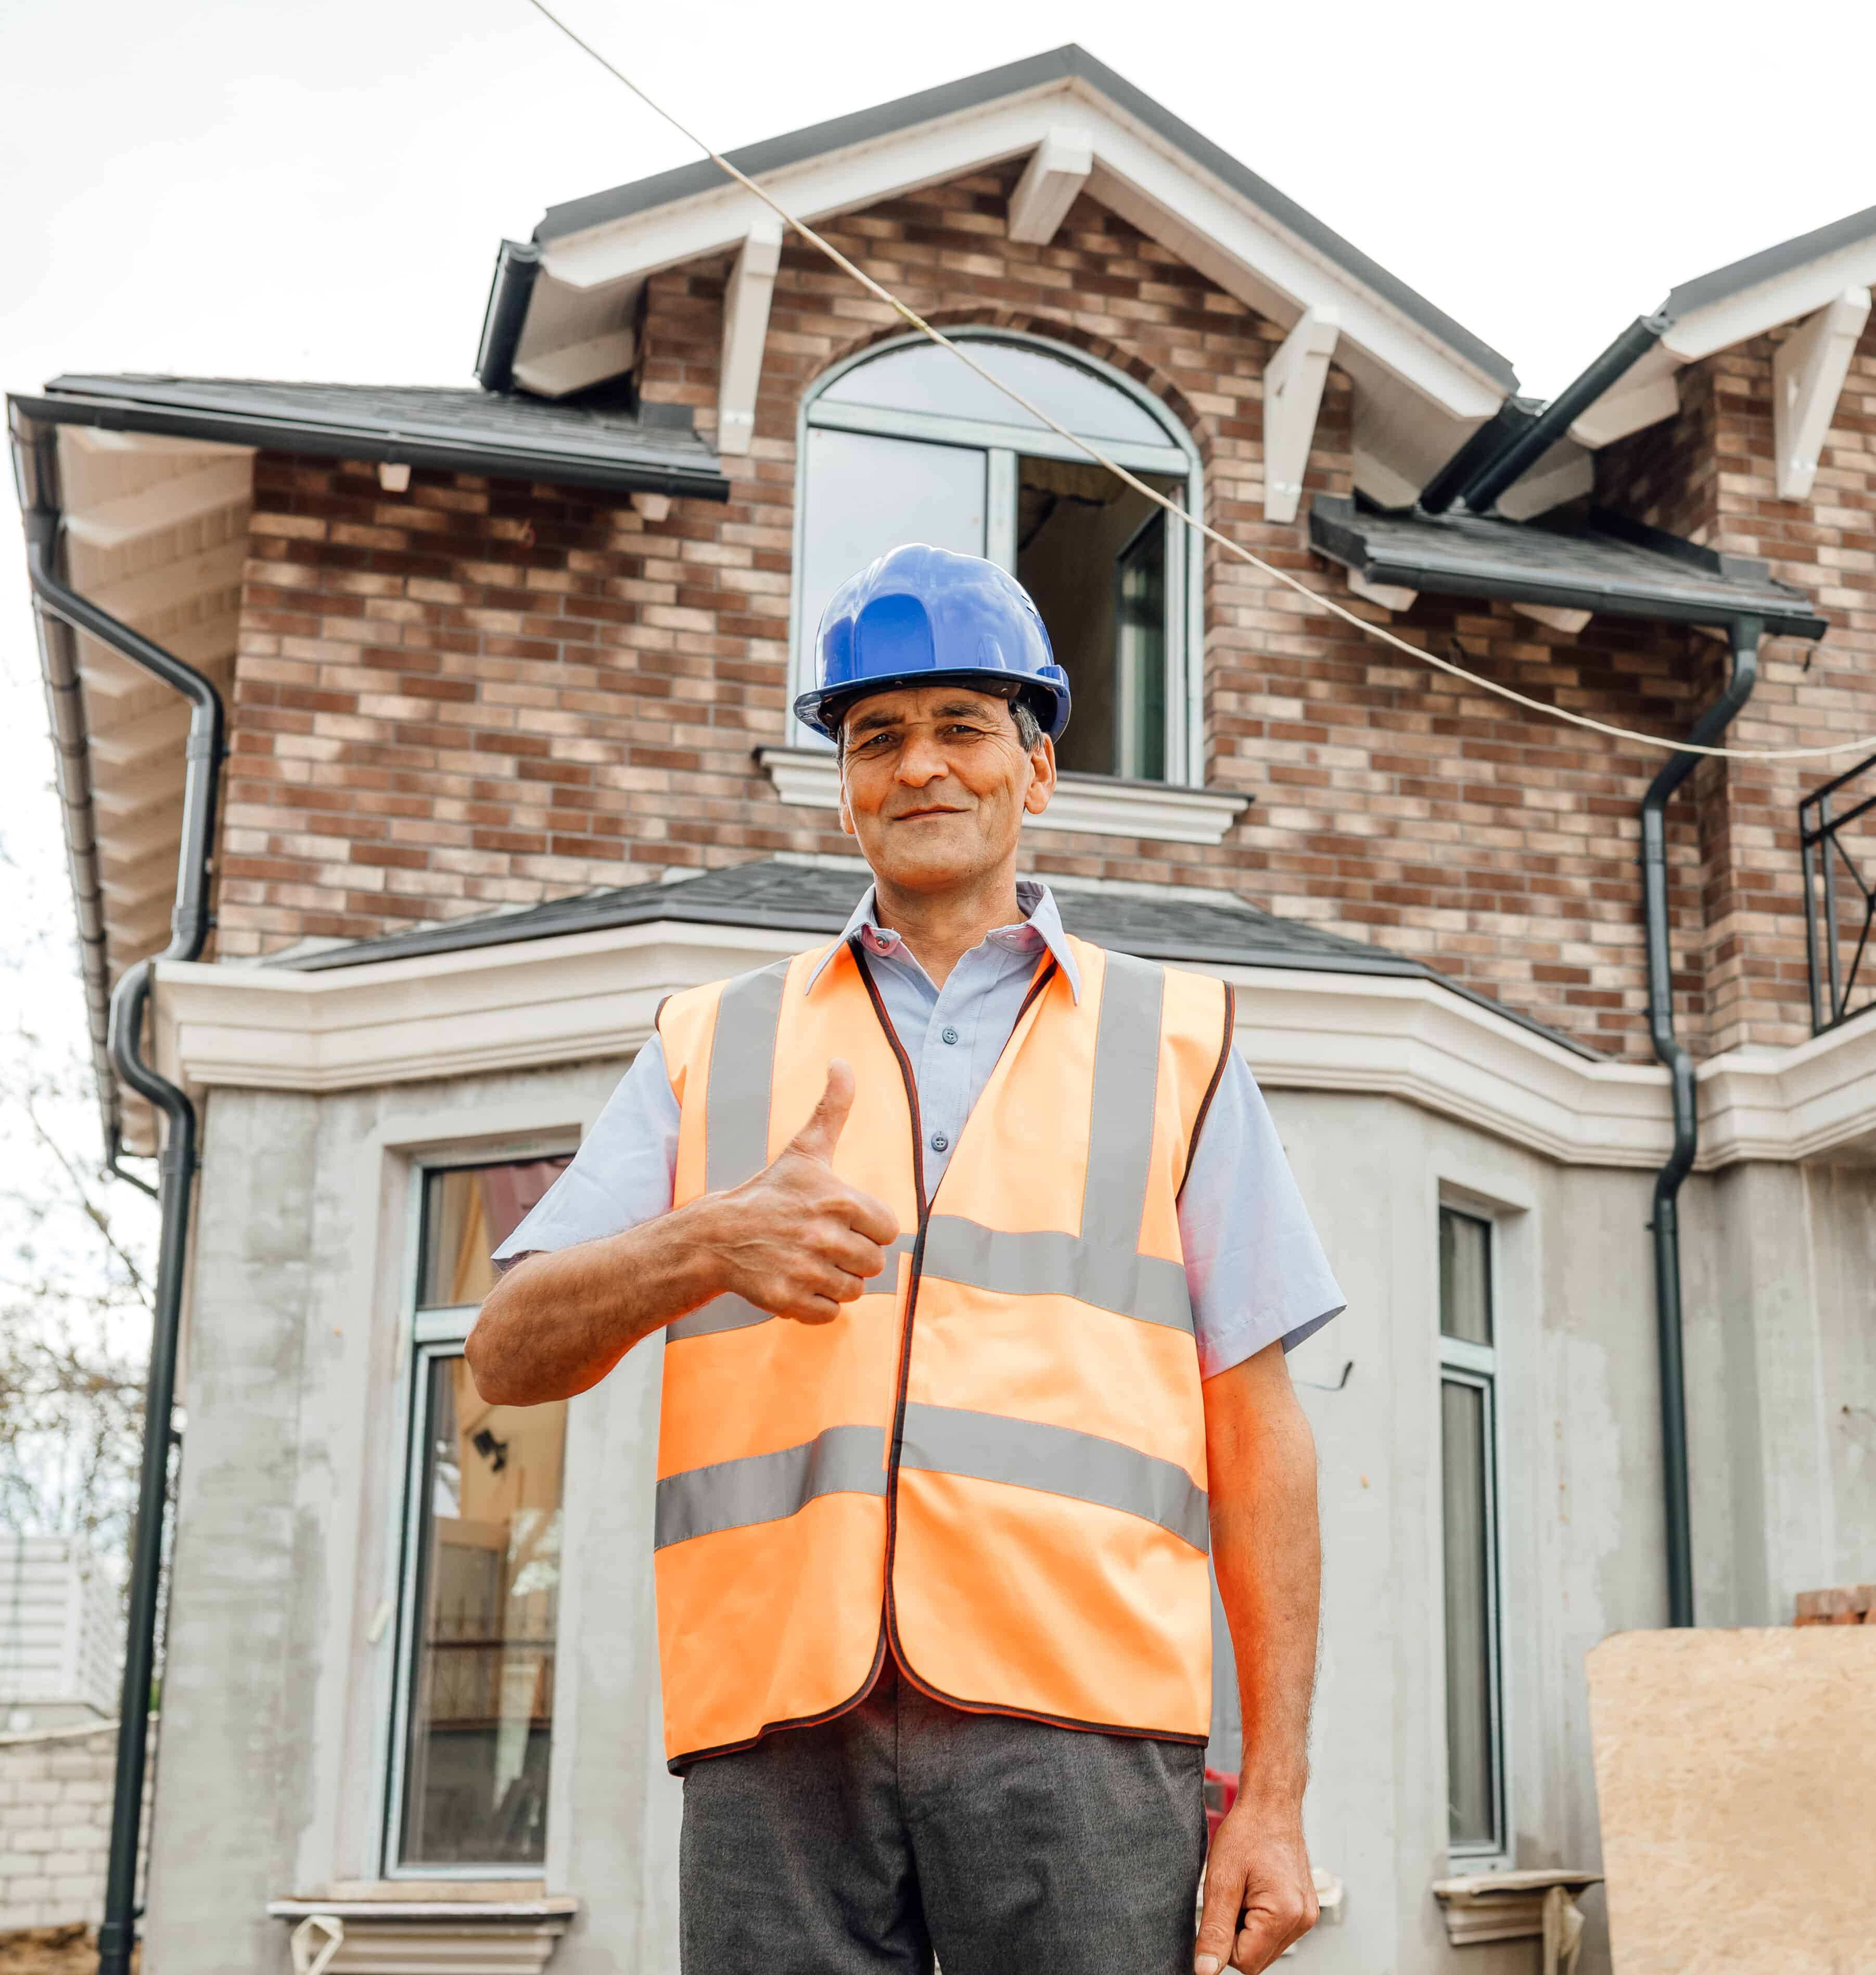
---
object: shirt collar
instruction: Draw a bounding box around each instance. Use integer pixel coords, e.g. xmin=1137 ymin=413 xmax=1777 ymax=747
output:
xmin=805 ymin=879 xmax=1081 ymax=1002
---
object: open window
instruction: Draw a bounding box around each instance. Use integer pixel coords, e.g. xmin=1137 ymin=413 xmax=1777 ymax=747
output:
xmin=385 ymin=1155 xmax=571 ymax=1876
xmin=794 ymin=330 xmax=1201 ymax=783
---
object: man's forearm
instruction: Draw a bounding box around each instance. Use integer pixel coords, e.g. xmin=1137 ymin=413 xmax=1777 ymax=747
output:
xmin=466 ymin=1197 xmax=727 ymax=1406
xmin=1208 ymin=1346 xmax=1321 ymax=1799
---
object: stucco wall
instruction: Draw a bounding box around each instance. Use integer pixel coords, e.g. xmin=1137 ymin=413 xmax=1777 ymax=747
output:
xmin=140 ymin=1053 xmax=1876 ymax=1975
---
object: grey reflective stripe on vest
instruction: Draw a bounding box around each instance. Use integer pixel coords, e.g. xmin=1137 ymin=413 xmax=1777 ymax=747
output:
xmin=667 ymin=1235 xmax=918 ymax=1342
xmin=897 ymin=1402 xmax=1209 ymax=1553
xmin=703 ymin=960 xmax=791 ymax=1194
xmin=918 ymin=949 xmax=1193 ymax=1335
xmin=918 ymin=1220 xmax=1190 ymax=1329
xmin=654 ymin=1424 xmax=888 ymax=1550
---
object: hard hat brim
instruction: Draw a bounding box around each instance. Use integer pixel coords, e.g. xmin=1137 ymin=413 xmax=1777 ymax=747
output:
xmin=793 ymin=665 xmax=1071 ymax=744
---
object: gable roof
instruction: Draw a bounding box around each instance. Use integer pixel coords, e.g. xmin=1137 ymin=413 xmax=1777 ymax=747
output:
xmin=535 ymin=46 xmax=1515 ymax=391
xmin=18 ymin=375 xmax=729 ymax=500
xmin=490 ymin=46 xmax=1517 ymax=503
xmin=277 ymin=856 xmax=1607 ymax=1060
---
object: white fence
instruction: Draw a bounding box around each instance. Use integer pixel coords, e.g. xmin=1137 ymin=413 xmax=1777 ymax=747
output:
xmin=0 ymin=1718 xmax=151 ymax=1933
xmin=0 ymin=1536 xmax=119 ymax=1721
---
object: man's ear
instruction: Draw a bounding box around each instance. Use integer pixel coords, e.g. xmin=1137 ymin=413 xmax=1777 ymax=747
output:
xmin=1024 ymin=734 xmax=1057 ymax=816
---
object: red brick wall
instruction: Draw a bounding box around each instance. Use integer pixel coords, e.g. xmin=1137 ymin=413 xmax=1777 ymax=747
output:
xmin=1598 ymin=321 xmax=1876 ymax=1051
xmin=219 ymin=162 xmax=1786 ymax=1062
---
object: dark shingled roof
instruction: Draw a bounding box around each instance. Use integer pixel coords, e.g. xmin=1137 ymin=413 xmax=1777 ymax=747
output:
xmin=534 ymin=45 xmax=1517 ymax=394
xmin=1310 ymin=495 xmax=1827 ymax=639
xmin=1663 ymin=202 xmax=1876 ymax=320
xmin=278 ymin=856 xmax=1606 ymax=1060
xmin=17 ymin=375 xmax=730 ymax=501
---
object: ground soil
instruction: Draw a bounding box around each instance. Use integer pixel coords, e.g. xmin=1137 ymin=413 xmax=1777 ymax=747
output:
xmin=0 ymin=1928 xmax=135 ymax=1972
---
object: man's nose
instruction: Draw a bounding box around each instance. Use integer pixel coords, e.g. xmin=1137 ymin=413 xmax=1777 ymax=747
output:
xmin=894 ymin=729 xmax=950 ymax=785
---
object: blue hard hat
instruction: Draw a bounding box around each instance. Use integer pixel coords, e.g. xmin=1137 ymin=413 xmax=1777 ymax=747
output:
xmin=794 ymin=543 xmax=1071 ymax=743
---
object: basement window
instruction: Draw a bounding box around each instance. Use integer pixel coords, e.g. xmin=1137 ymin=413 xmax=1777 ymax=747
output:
xmin=1439 ymin=1205 xmax=1507 ymax=1859
xmin=385 ymin=1154 xmax=571 ymax=1877
xmin=794 ymin=329 xmax=1202 ymax=784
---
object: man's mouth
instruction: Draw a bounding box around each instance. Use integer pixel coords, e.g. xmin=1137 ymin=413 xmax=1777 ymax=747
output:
xmin=892 ymin=804 xmax=967 ymax=821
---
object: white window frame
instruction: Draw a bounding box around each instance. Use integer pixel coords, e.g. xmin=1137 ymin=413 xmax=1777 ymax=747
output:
xmin=377 ymin=1141 xmax=575 ymax=1881
xmin=1437 ymin=1201 xmax=1510 ymax=1865
xmin=787 ymin=327 xmax=1206 ymax=784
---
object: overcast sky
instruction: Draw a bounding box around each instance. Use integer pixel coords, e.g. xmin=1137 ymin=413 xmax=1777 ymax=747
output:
xmin=5 ymin=0 xmax=1876 ymax=1123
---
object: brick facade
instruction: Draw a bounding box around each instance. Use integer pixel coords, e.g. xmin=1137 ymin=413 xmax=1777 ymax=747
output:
xmin=216 ymin=162 xmax=1869 ymax=1063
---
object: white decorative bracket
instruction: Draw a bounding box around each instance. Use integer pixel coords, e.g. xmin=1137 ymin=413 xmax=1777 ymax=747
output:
xmin=717 ymin=215 xmax=785 ymax=456
xmin=1773 ymin=287 xmax=1870 ymax=500
xmin=1263 ymin=308 xmax=1340 ymax=523
xmin=1347 ymin=570 xmax=1417 ymax=614
xmin=1006 ymin=129 xmax=1094 ymax=246
xmin=1514 ymin=601 xmax=1592 ymax=635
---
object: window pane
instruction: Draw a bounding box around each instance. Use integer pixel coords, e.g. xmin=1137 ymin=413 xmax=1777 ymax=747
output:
xmin=1018 ymin=460 xmax=1180 ymax=781
xmin=821 ymin=339 xmax=1170 ymax=447
xmin=420 ymin=1159 xmax=570 ymax=1309
xmin=400 ymin=1355 xmax=566 ymax=1867
xmin=799 ymin=428 xmax=985 ymax=669
xmin=1441 ymin=1375 xmax=1498 ymax=1848
xmin=1439 ymin=1208 xmax=1492 ymax=1345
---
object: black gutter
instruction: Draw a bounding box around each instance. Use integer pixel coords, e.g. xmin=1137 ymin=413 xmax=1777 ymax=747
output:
xmin=12 ymin=388 xmax=730 ymax=504
xmin=1417 ymin=398 xmax=1538 ymax=516
xmin=12 ymin=414 xmax=225 ymax=1975
xmin=475 ymin=239 xmax=542 ymax=394
xmin=1640 ymin=615 xmax=1761 ymax=1629
xmin=1421 ymin=315 xmax=1669 ymax=517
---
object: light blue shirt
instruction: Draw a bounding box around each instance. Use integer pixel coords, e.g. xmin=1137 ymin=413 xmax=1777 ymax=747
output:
xmin=496 ymin=882 xmax=1343 ymax=1377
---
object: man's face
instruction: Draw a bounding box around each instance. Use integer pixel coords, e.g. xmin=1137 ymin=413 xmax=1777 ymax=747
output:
xmin=836 ymin=684 xmax=1055 ymax=894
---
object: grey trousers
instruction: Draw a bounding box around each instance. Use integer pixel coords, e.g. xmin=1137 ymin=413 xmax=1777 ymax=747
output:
xmin=679 ymin=1656 xmax=1208 ymax=1974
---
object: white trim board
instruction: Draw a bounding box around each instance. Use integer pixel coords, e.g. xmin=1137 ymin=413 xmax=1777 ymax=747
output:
xmin=755 ymin=747 xmax=1249 ymax=846
xmin=152 ymin=921 xmax=1876 ymax=1171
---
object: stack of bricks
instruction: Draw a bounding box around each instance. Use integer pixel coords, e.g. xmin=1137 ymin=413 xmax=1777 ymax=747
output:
xmin=0 ymin=1724 xmax=151 ymax=1934
xmin=1792 ymin=1585 xmax=1876 ymax=1625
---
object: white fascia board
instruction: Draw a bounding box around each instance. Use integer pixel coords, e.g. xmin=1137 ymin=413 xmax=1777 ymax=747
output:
xmin=1262 ymin=307 xmax=1340 ymax=523
xmin=63 ymin=456 xmax=253 ymax=551
xmin=1006 ymin=128 xmax=1094 ymax=244
xmin=155 ymin=923 xmax=1676 ymax=1167
xmin=1772 ymin=288 xmax=1871 ymax=500
xmin=1663 ymin=234 xmax=1876 ymax=364
xmin=717 ymin=215 xmax=786 ymax=455
xmin=540 ymin=84 xmax=1504 ymax=425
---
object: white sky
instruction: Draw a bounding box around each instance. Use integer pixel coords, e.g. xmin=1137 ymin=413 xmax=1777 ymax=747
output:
xmin=3 ymin=0 xmax=1875 ymax=1112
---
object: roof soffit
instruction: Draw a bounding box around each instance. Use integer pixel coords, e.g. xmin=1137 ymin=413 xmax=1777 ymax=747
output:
xmin=527 ymin=72 xmax=1511 ymax=427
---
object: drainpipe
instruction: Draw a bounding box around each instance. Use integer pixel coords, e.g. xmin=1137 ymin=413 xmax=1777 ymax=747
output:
xmin=1639 ymin=615 xmax=1760 ymax=1629
xmin=13 ymin=417 xmax=225 ymax=1975
xmin=1426 ymin=313 xmax=1670 ymax=516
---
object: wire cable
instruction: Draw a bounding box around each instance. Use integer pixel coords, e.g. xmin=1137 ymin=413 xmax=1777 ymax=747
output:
xmin=520 ymin=0 xmax=1876 ymax=766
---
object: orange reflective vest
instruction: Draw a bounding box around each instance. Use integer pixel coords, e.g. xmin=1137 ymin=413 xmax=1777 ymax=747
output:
xmin=652 ymin=931 xmax=1233 ymax=1768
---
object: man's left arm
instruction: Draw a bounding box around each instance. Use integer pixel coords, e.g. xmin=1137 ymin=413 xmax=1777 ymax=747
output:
xmin=1193 ymin=1341 xmax=1321 ymax=1975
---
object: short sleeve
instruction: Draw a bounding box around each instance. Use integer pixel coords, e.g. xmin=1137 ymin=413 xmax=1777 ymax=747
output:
xmin=492 ymin=1033 xmax=681 ymax=1266
xmin=1177 ymin=1049 xmax=1345 ymax=1380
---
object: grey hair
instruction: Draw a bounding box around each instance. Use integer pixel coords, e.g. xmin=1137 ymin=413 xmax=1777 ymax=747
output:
xmin=835 ymin=690 xmax=1042 ymax=761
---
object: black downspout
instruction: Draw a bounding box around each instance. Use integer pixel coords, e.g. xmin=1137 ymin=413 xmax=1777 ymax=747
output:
xmin=1639 ymin=615 xmax=1759 ymax=1629
xmin=15 ymin=421 xmax=225 ymax=1975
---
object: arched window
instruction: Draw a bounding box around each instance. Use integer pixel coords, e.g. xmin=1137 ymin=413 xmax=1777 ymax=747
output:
xmin=792 ymin=330 xmax=1202 ymax=785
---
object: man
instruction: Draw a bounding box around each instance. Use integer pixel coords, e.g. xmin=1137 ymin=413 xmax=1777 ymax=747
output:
xmin=469 ymin=543 xmax=1343 ymax=1975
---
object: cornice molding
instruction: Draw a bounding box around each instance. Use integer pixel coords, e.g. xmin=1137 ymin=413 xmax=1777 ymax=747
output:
xmin=154 ymin=921 xmax=1876 ymax=1172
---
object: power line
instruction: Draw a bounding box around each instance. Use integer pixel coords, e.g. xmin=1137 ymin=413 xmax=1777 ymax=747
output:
xmin=519 ymin=0 xmax=1876 ymax=766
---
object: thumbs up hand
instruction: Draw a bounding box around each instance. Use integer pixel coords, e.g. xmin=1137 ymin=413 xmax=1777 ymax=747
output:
xmin=705 ymin=1060 xmax=902 ymax=1324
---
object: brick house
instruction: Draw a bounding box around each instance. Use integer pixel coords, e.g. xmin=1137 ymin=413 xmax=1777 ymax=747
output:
xmin=10 ymin=45 xmax=1876 ymax=1975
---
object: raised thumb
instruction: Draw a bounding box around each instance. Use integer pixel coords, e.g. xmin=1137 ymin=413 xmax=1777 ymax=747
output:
xmin=788 ymin=1058 xmax=854 ymax=1165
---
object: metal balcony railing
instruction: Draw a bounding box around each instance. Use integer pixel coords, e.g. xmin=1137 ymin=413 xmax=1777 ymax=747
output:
xmin=1801 ymin=752 xmax=1876 ymax=1035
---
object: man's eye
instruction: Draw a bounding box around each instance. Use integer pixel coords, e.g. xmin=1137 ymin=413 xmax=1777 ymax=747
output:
xmin=853 ymin=732 xmax=894 ymax=752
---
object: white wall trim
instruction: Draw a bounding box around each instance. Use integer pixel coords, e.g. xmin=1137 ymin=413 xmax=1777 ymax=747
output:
xmin=1772 ymin=288 xmax=1871 ymax=500
xmin=753 ymin=746 xmax=1248 ymax=845
xmin=1261 ymin=307 xmax=1339 ymax=524
xmin=1696 ymin=1018 xmax=1876 ymax=1165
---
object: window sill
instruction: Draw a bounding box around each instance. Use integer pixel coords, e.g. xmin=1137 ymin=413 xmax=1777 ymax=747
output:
xmin=755 ymin=748 xmax=1251 ymax=846
xmin=270 ymin=1890 xmax=578 ymax=1973
xmin=1431 ymin=1869 xmax=1602 ymax=1946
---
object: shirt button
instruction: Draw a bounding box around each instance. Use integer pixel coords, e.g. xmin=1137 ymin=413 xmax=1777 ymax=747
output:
xmin=930 ymin=1131 xmax=949 ymax=1153
xmin=941 ymin=1026 xmax=960 ymax=1046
